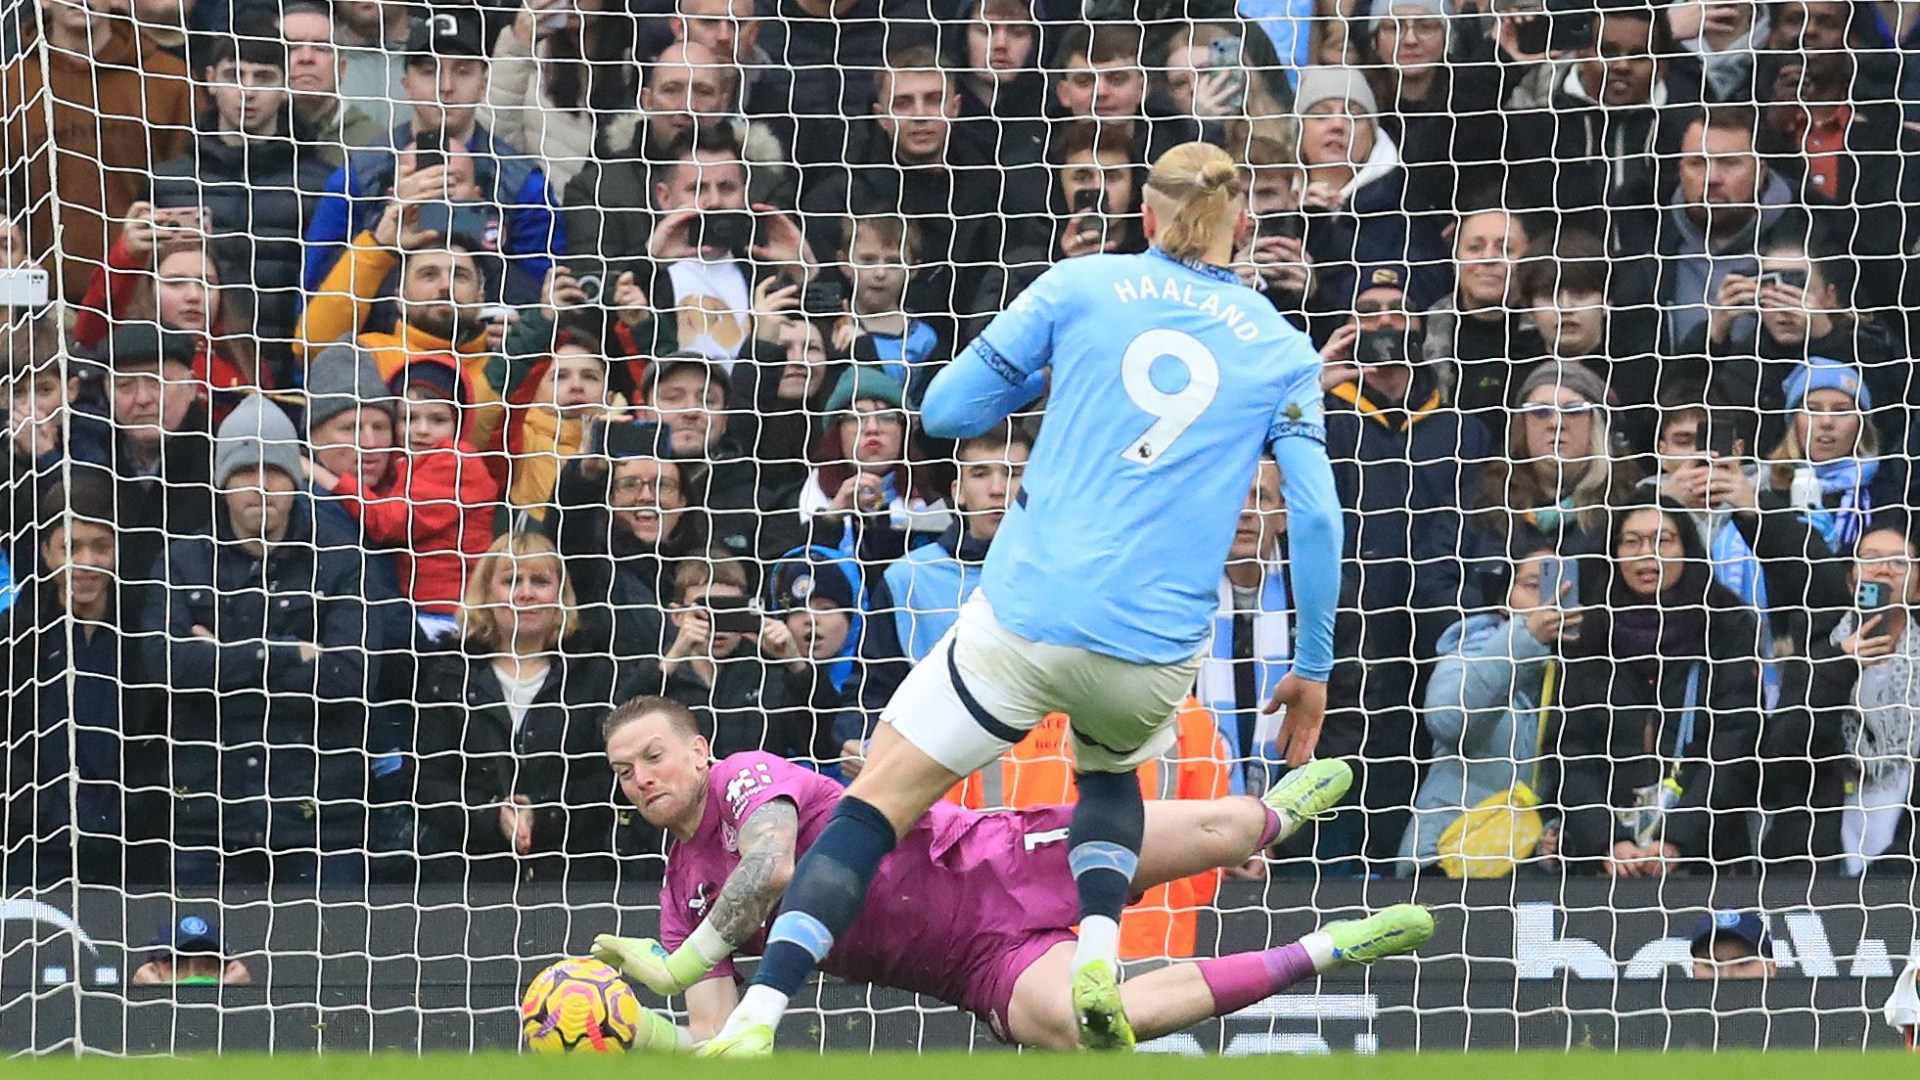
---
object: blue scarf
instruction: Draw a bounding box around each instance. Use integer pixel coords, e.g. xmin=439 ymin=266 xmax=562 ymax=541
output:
xmin=1708 ymin=514 xmax=1779 ymax=707
xmin=1799 ymin=457 xmax=1879 ymax=550
xmin=1197 ymin=568 xmax=1292 ymax=795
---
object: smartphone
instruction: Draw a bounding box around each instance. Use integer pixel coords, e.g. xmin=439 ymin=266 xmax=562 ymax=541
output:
xmin=1692 ymin=419 xmax=1739 ymax=458
xmin=413 ymin=129 xmax=445 ymax=170
xmin=1255 ymin=213 xmax=1306 ymax=243
xmin=1754 ymin=268 xmax=1808 ymax=291
xmin=1070 ymin=186 xmax=1104 ymax=215
xmin=801 ymin=277 xmax=847 ymax=317
xmin=699 ymin=210 xmax=755 ymax=255
xmin=707 ymin=594 xmax=763 ymax=634
xmin=0 ymin=267 xmax=50 ymax=307
xmin=1858 ymin=580 xmax=1891 ymax=612
xmin=1355 ymin=326 xmax=1420 ymax=365
xmin=1549 ymin=8 xmax=1595 ymax=52
xmin=1205 ymin=37 xmax=1248 ymax=111
xmin=1513 ymin=1 xmax=1595 ymax=54
xmin=1538 ymin=558 xmax=1577 ymax=608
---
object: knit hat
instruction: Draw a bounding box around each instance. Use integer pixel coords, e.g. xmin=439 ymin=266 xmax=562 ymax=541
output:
xmin=1292 ymin=66 xmax=1379 ymax=117
xmin=1356 ymin=263 xmax=1412 ymax=297
xmin=101 ymin=322 xmax=196 ymax=371
xmin=1368 ymin=0 xmax=1452 ymax=37
xmin=214 ymin=393 xmax=304 ymax=487
xmin=769 ymin=555 xmax=859 ymax=614
xmin=392 ymin=356 xmax=463 ymax=404
xmin=1518 ymin=360 xmax=1609 ymax=409
xmin=821 ymin=365 xmax=907 ymax=430
xmin=1783 ymin=355 xmax=1870 ymax=411
xmin=305 ymin=342 xmax=395 ymax=435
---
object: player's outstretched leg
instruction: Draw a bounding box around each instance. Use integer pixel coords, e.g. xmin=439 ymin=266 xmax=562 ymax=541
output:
xmin=1004 ymin=904 xmax=1434 ymax=1050
xmin=1130 ymin=759 xmax=1352 ymax=893
xmin=1066 ymin=768 xmax=1145 ymax=1052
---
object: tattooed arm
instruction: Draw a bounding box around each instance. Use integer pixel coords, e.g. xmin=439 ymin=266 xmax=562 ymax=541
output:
xmin=707 ymin=798 xmax=799 ymax=945
xmin=592 ymin=798 xmax=799 ymax=997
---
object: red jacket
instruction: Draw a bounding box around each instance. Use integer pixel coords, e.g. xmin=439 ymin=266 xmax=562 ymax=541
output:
xmin=73 ymin=234 xmax=258 ymax=402
xmin=333 ymin=440 xmax=500 ymax=613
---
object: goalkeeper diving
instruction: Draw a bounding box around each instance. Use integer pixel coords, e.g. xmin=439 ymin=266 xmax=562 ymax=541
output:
xmin=687 ymin=139 xmax=1349 ymax=1055
xmin=593 ymin=699 xmax=1433 ymax=1051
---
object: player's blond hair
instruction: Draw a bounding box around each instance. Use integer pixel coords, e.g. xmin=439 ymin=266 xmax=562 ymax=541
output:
xmin=1144 ymin=142 xmax=1246 ymax=263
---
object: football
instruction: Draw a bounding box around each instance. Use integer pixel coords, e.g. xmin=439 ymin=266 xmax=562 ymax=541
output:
xmin=520 ymin=957 xmax=645 ymax=1054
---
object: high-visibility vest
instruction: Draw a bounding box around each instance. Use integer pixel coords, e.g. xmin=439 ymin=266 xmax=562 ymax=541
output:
xmin=943 ymin=696 xmax=1232 ymax=958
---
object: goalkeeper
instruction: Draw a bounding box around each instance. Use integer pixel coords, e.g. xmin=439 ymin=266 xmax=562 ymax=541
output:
xmin=593 ymin=700 xmax=1431 ymax=1051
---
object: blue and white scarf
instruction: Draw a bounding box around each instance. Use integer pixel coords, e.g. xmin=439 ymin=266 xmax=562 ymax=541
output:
xmin=1197 ymin=567 xmax=1291 ymax=795
xmin=1792 ymin=457 xmax=1879 ymax=551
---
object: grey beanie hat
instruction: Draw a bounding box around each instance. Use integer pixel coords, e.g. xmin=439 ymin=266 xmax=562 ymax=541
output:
xmin=304 ymin=342 xmax=395 ymax=435
xmin=1292 ymin=66 xmax=1380 ymax=117
xmin=1368 ymin=0 xmax=1452 ymax=37
xmin=1518 ymin=360 xmax=1610 ymax=409
xmin=214 ymin=393 xmax=305 ymax=488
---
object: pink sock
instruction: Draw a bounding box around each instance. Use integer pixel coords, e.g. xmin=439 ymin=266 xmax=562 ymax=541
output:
xmin=1256 ymin=805 xmax=1284 ymax=849
xmin=1196 ymin=942 xmax=1317 ymax=1015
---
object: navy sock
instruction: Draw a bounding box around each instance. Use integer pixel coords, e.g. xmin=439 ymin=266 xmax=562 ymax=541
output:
xmin=1068 ymin=770 xmax=1145 ymax=923
xmin=751 ymin=795 xmax=897 ymax=996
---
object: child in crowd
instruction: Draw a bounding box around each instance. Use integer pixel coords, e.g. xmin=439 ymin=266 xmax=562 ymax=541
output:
xmin=838 ymin=214 xmax=942 ymax=393
xmin=316 ymin=354 xmax=501 ymax=640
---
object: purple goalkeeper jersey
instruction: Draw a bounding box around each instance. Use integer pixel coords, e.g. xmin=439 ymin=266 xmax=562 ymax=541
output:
xmin=660 ymin=752 xmax=1080 ymax=1024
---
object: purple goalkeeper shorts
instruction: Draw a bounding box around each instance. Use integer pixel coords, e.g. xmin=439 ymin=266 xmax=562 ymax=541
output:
xmin=928 ymin=804 xmax=1081 ymax=1043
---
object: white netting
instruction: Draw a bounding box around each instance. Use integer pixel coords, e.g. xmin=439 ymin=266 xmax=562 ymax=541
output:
xmin=2 ymin=0 xmax=1919 ymax=1055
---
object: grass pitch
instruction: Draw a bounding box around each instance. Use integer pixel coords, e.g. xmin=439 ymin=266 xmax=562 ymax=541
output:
xmin=8 ymin=1052 xmax=1918 ymax=1079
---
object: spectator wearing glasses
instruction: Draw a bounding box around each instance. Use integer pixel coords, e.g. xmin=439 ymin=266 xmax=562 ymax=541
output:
xmin=1778 ymin=522 xmax=1920 ymax=873
xmin=553 ymin=423 xmax=706 ymax=666
xmin=1547 ymin=498 xmax=1765 ymax=874
xmin=1470 ymin=361 xmax=1641 ymax=567
xmin=1363 ymin=0 xmax=1507 ymax=214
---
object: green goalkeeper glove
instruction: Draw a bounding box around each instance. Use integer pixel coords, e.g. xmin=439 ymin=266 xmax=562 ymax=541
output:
xmin=592 ymin=933 xmax=712 ymax=996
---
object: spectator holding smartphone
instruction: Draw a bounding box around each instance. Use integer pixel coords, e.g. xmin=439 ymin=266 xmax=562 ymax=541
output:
xmin=1642 ymin=387 xmax=1850 ymax=662
xmin=1775 ymin=522 xmax=1920 ymax=873
xmin=652 ymin=556 xmax=807 ymax=759
xmin=1678 ymin=240 xmax=1902 ymax=454
xmin=302 ymin=10 xmax=563 ymax=305
xmin=797 ymin=367 xmax=953 ymax=569
xmin=637 ymin=126 xmax=814 ymax=365
xmin=1398 ymin=545 xmax=1574 ymax=876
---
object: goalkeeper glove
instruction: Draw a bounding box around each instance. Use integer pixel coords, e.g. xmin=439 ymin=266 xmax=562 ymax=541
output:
xmin=593 ymin=933 xmax=711 ymax=996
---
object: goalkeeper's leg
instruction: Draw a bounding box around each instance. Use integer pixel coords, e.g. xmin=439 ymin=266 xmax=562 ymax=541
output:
xmin=1003 ymin=904 xmax=1435 ymax=1050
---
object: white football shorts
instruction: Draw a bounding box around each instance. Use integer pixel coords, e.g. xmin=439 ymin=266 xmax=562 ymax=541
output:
xmin=882 ymin=593 xmax=1204 ymax=776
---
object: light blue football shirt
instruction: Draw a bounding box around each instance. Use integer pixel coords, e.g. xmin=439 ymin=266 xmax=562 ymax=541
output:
xmin=919 ymin=247 xmax=1340 ymax=677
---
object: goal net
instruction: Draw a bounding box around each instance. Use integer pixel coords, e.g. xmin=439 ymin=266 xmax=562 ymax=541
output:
xmin=2 ymin=0 xmax=1918 ymax=1055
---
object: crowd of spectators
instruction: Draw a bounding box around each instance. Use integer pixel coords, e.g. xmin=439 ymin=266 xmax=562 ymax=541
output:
xmin=4 ymin=0 xmax=1920 ymax=892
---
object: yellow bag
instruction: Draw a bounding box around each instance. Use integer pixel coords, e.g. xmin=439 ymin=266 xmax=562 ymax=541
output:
xmin=1435 ymin=781 xmax=1544 ymax=879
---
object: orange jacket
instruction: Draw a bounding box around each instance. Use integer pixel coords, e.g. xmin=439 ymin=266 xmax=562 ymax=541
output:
xmin=296 ymin=231 xmax=507 ymax=454
xmin=945 ymin=696 xmax=1231 ymax=959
